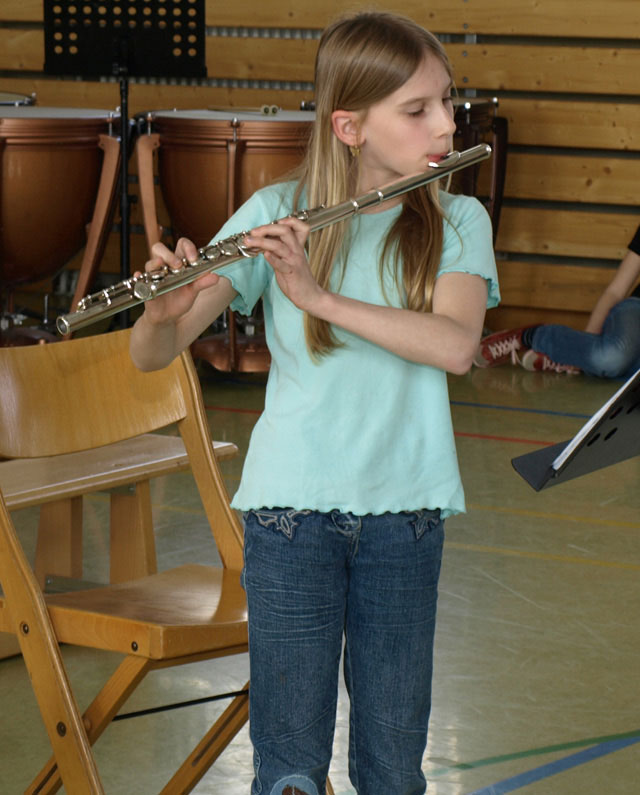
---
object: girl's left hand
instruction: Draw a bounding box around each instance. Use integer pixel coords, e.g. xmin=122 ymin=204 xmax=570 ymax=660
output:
xmin=244 ymin=217 xmax=324 ymax=311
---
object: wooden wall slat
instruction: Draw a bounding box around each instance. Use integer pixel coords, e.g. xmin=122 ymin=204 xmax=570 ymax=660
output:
xmin=447 ymin=43 xmax=640 ymax=96
xmin=496 ymin=208 xmax=635 ymax=260
xmin=204 ymin=0 xmax=640 ymax=39
xmin=6 ymin=29 xmax=640 ymax=101
xmin=204 ymin=0 xmax=474 ymax=32
xmin=8 ymin=0 xmax=640 ymax=39
xmin=484 ymin=306 xmax=591 ymax=331
xmin=210 ymin=40 xmax=640 ymax=95
xmin=0 ymin=78 xmax=311 ymax=116
xmin=498 ymin=98 xmax=640 ymax=151
xmin=0 ymin=29 xmax=43 ymax=72
xmin=478 ymin=152 xmax=640 ymax=205
xmin=496 ymin=261 xmax=613 ymax=311
xmin=1 ymin=1 xmax=41 ymax=22
xmin=450 ymin=0 xmax=640 ymax=39
xmin=207 ymin=37 xmax=316 ymax=82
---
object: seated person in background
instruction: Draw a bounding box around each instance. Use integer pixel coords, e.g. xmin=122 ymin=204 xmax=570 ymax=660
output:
xmin=474 ymin=224 xmax=640 ymax=378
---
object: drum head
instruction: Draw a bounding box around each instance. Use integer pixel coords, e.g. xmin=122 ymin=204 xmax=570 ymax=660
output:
xmin=148 ymin=109 xmax=314 ymax=246
xmin=0 ymin=106 xmax=117 ymax=119
xmin=151 ymin=108 xmax=315 ymax=123
xmin=0 ymin=91 xmax=35 ymax=106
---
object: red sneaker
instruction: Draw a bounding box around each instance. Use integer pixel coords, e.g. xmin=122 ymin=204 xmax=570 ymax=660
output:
xmin=474 ymin=327 xmax=528 ymax=367
xmin=520 ymin=349 xmax=581 ymax=374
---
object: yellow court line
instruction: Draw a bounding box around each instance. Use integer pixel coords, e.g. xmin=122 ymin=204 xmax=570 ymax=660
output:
xmin=83 ymin=495 xmax=640 ymax=569
xmin=467 ymin=502 xmax=640 ymax=530
xmin=445 ymin=541 xmax=640 ymax=571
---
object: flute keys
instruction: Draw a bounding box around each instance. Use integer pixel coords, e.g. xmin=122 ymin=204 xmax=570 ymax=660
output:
xmin=133 ymin=267 xmax=167 ymax=300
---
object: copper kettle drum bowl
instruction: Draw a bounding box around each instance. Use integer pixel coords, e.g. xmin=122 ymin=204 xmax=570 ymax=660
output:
xmin=137 ymin=109 xmax=314 ymax=372
xmin=0 ymin=107 xmax=117 ymax=290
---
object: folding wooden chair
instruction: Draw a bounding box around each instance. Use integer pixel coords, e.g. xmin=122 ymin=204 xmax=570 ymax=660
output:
xmin=0 ymin=328 xmax=249 ymax=793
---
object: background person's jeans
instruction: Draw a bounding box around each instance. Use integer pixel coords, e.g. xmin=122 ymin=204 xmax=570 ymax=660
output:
xmin=242 ymin=507 xmax=444 ymax=795
xmin=531 ymin=296 xmax=640 ymax=378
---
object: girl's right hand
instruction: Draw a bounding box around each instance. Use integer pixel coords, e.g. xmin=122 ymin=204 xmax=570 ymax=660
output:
xmin=140 ymin=237 xmax=221 ymax=326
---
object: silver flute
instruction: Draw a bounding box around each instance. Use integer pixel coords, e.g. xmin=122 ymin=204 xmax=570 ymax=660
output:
xmin=56 ymin=143 xmax=491 ymax=335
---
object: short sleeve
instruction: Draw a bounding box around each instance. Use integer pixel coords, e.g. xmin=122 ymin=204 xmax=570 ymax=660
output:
xmin=207 ymin=184 xmax=296 ymax=315
xmin=437 ymin=193 xmax=500 ymax=309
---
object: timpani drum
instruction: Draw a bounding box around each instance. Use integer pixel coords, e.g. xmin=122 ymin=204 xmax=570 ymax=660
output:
xmin=135 ymin=108 xmax=314 ymax=372
xmin=0 ymin=107 xmax=119 ymax=290
xmin=137 ymin=108 xmax=314 ymax=250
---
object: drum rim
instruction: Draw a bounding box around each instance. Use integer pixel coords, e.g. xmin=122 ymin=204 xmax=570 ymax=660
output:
xmin=0 ymin=107 xmax=119 ymax=119
xmin=148 ymin=108 xmax=315 ymax=122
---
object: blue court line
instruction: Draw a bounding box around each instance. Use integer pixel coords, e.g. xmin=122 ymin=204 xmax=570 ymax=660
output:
xmin=465 ymin=735 xmax=640 ymax=794
xmin=451 ymin=399 xmax=590 ymax=420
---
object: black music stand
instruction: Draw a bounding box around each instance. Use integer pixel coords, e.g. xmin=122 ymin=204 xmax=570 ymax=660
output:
xmin=512 ymin=368 xmax=640 ymax=490
xmin=43 ymin=0 xmax=206 ymax=324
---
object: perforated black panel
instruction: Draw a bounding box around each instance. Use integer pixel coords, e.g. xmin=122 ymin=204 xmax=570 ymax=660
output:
xmin=44 ymin=0 xmax=206 ymax=78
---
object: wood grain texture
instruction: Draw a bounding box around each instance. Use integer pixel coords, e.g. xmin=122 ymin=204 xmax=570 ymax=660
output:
xmin=8 ymin=0 xmax=640 ymax=38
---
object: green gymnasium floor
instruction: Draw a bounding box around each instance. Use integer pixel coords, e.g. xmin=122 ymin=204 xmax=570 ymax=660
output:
xmin=1 ymin=361 xmax=639 ymax=793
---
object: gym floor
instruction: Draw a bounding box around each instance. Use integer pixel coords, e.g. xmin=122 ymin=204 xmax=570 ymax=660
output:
xmin=1 ymin=360 xmax=639 ymax=793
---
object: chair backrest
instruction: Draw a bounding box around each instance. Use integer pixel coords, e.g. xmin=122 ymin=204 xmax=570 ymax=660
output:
xmin=0 ymin=328 xmax=244 ymax=569
xmin=0 ymin=328 xmax=188 ymax=457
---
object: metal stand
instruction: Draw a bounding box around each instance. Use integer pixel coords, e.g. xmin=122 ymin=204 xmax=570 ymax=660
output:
xmin=43 ymin=0 xmax=206 ymax=325
xmin=512 ymin=368 xmax=640 ymax=490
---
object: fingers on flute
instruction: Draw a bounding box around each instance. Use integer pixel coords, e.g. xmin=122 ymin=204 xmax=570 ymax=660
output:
xmin=174 ymin=236 xmax=199 ymax=262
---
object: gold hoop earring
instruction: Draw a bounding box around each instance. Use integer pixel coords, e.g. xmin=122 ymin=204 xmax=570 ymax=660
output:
xmin=349 ymin=144 xmax=360 ymax=157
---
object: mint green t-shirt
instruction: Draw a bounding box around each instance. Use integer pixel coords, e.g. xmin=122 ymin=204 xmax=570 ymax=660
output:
xmin=212 ymin=183 xmax=499 ymax=518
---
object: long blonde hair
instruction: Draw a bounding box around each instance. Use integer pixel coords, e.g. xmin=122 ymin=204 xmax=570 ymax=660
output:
xmin=293 ymin=11 xmax=454 ymax=357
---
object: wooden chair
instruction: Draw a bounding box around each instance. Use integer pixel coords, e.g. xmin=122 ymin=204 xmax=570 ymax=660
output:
xmin=0 ymin=328 xmax=249 ymax=793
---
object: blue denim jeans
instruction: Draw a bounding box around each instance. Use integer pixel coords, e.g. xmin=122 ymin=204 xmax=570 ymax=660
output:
xmin=242 ymin=507 xmax=444 ymax=795
xmin=531 ymin=296 xmax=640 ymax=378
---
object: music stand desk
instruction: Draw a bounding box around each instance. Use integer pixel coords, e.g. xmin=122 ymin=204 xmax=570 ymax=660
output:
xmin=512 ymin=368 xmax=640 ymax=491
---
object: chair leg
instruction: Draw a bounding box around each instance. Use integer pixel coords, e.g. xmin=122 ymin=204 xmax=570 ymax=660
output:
xmin=34 ymin=497 xmax=83 ymax=587
xmin=109 ymin=480 xmax=157 ymax=582
xmin=28 ymin=655 xmax=152 ymax=794
xmin=159 ymin=682 xmax=250 ymax=794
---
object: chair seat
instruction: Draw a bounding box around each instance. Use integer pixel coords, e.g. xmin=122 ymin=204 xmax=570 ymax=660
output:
xmin=0 ymin=433 xmax=237 ymax=509
xmin=39 ymin=564 xmax=247 ymax=660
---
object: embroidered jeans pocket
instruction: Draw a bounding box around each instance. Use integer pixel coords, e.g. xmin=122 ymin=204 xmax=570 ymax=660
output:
xmin=244 ymin=508 xmax=312 ymax=541
xmin=408 ymin=508 xmax=442 ymax=541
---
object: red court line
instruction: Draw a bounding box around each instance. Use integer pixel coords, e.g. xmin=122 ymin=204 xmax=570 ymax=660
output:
xmin=206 ymin=405 xmax=555 ymax=446
xmin=454 ymin=431 xmax=554 ymax=447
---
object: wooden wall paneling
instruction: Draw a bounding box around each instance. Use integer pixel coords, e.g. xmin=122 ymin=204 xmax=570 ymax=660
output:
xmin=205 ymin=0 xmax=476 ymax=32
xmin=478 ymin=152 xmax=640 ymax=206
xmin=452 ymin=0 xmax=640 ymax=39
xmin=485 ymin=305 xmax=594 ymax=331
xmin=496 ymin=208 xmax=635 ymax=261
xmin=488 ymin=256 xmax=614 ymax=334
xmin=204 ymin=0 xmax=640 ymax=39
xmin=9 ymin=0 xmax=633 ymax=40
xmin=0 ymin=28 xmax=42 ymax=72
xmin=1 ymin=0 xmax=41 ymax=22
xmin=496 ymin=260 xmax=614 ymax=312
xmin=496 ymin=98 xmax=640 ymax=151
xmin=448 ymin=43 xmax=640 ymax=96
xmin=206 ymin=36 xmax=316 ymax=82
